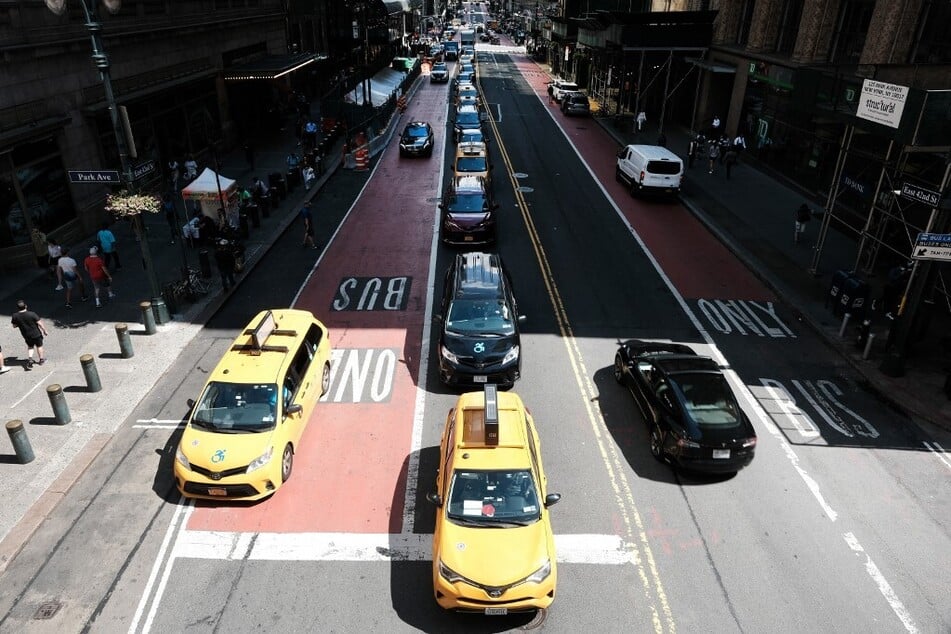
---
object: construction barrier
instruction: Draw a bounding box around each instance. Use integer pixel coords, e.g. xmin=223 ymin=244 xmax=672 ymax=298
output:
xmin=354 ymin=147 xmax=369 ymax=171
xmin=397 ymin=95 xmax=407 ymax=112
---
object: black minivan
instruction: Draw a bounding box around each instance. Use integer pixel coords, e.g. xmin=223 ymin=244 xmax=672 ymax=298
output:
xmin=436 ymin=252 xmax=525 ymax=388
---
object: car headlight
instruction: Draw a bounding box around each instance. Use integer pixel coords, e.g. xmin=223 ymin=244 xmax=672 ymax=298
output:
xmin=245 ymin=446 xmax=274 ymax=473
xmin=518 ymin=559 xmax=552 ymax=585
xmin=438 ymin=559 xmax=467 ymax=583
xmin=441 ymin=345 xmax=459 ymax=364
xmin=501 ymin=344 xmax=520 ymax=365
xmin=175 ymin=446 xmax=190 ymax=470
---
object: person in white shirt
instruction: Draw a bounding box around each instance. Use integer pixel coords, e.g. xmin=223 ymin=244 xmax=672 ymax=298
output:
xmin=183 ymin=155 xmax=198 ymax=181
xmin=302 ymin=165 xmax=315 ymax=189
xmin=733 ymin=134 xmax=747 ymax=151
xmin=56 ymin=247 xmax=88 ymax=307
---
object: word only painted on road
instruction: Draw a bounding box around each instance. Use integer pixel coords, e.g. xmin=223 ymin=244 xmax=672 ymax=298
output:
xmin=332 ymin=276 xmax=412 ymax=311
xmin=696 ymin=299 xmax=794 ymax=337
xmin=753 ymin=378 xmax=879 ymax=439
xmin=323 ymin=348 xmax=398 ymax=403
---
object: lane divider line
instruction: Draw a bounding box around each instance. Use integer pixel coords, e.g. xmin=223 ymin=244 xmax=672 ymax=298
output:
xmin=842 ymin=532 xmax=920 ymax=633
xmin=923 ymin=441 xmax=951 ymax=471
xmin=128 ymin=500 xmax=189 ymax=634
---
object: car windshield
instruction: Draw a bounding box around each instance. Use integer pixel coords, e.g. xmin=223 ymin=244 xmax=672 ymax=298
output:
xmin=191 ymin=381 xmax=279 ymax=432
xmin=670 ymin=373 xmax=740 ymax=425
xmin=559 ymin=82 xmax=578 ymax=91
xmin=460 ymin=132 xmax=483 ymax=144
xmin=456 ymin=112 xmax=480 ymax=126
xmin=447 ymin=192 xmax=488 ymax=213
xmin=446 ymin=298 xmax=514 ymax=334
xmin=447 ymin=469 xmax=540 ymax=524
xmin=406 ymin=126 xmax=429 ymax=138
xmin=433 ymin=63 xmax=447 ymax=71
xmin=456 ymin=157 xmax=487 ymax=172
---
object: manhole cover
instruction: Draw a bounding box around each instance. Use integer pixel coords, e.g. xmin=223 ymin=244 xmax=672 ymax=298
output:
xmin=517 ymin=186 xmax=534 ymax=193
xmin=513 ymin=173 xmax=528 ymax=179
xmin=33 ymin=601 xmax=62 ymax=620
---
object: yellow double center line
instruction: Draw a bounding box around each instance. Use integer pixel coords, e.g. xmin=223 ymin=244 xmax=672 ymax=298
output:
xmin=480 ymin=70 xmax=675 ymax=633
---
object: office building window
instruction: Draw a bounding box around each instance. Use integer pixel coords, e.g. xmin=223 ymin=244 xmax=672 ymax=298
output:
xmin=775 ymin=0 xmax=804 ymax=55
xmin=830 ymin=0 xmax=875 ymax=63
xmin=911 ymin=0 xmax=951 ymax=63
xmin=0 ymin=137 xmax=75 ymax=248
xmin=737 ymin=0 xmax=756 ymax=46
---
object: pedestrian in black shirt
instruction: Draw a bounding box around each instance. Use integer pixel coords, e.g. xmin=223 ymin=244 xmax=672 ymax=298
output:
xmin=11 ymin=300 xmax=48 ymax=368
xmin=214 ymin=239 xmax=237 ymax=290
xmin=795 ymin=203 xmax=812 ymax=244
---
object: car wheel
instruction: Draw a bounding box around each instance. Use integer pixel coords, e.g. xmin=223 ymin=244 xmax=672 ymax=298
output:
xmin=321 ymin=362 xmax=331 ymax=396
xmin=630 ymin=181 xmax=638 ymax=197
xmin=615 ymin=167 xmax=623 ymax=183
xmin=649 ymin=424 xmax=665 ymax=462
xmin=613 ymin=354 xmax=625 ymax=384
xmin=281 ymin=443 xmax=294 ymax=482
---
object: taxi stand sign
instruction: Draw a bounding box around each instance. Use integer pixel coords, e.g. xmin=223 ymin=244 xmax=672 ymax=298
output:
xmin=912 ymin=232 xmax=951 ymax=262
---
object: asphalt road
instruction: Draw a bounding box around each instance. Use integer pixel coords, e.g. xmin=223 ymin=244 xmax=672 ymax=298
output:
xmin=0 ymin=49 xmax=948 ymax=634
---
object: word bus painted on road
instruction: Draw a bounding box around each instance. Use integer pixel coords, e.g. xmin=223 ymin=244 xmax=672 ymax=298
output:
xmin=332 ymin=277 xmax=412 ymax=311
xmin=696 ymin=299 xmax=794 ymax=338
xmin=323 ymin=348 xmax=398 ymax=403
xmin=754 ymin=378 xmax=879 ymax=439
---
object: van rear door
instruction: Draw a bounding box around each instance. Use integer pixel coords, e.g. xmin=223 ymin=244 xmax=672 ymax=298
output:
xmin=644 ymin=159 xmax=682 ymax=189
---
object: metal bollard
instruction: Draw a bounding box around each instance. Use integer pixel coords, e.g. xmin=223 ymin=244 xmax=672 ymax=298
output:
xmin=6 ymin=420 xmax=35 ymax=464
xmin=838 ymin=312 xmax=851 ymax=338
xmin=116 ymin=323 xmax=134 ymax=358
xmin=239 ymin=213 xmax=250 ymax=239
xmin=863 ymin=333 xmax=876 ymax=360
xmin=46 ymin=384 xmax=71 ymax=425
xmin=247 ymin=203 xmax=260 ymax=228
xmin=80 ymin=353 xmax=102 ymax=392
xmin=198 ymin=249 xmax=212 ymax=278
xmin=140 ymin=301 xmax=157 ymax=335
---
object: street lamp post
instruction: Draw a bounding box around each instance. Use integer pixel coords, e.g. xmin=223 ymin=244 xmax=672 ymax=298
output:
xmin=48 ymin=0 xmax=170 ymax=323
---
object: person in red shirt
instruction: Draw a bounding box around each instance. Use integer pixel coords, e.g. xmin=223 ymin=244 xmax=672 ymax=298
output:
xmin=84 ymin=246 xmax=115 ymax=308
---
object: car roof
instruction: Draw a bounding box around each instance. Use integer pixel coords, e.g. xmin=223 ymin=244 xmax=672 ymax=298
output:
xmin=210 ymin=309 xmax=319 ymax=383
xmin=457 ymin=141 xmax=487 ymax=155
xmin=457 ymin=104 xmax=479 ymax=114
xmin=453 ymin=251 xmax=504 ymax=297
xmin=624 ymin=144 xmax=682 ymax=161
xmin=450 ymin=390 xmax=532 ymax=460
xmin=453 ymin=174 xmax=487 ymax=192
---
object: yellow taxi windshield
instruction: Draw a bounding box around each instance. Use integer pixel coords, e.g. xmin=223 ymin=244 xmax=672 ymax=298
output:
xmin=191 ymin=381 xmax=280 ymax=433
xmin=447 ymin=469 xmax=541 ymax=525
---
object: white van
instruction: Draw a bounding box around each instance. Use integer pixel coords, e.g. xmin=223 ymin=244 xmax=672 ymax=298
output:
xmin=615 ymin=144 xmax=683 ymax=197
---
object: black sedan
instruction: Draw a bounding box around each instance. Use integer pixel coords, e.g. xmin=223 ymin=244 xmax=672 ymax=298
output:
xmin=613 ymin=340 xmax=757 ymax=474
xmin=398 ymin=121 xmax=434 ymax=157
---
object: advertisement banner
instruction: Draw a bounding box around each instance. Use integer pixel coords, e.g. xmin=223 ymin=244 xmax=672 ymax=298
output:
xmin=856 ymin=79 xmax=908 ymax=129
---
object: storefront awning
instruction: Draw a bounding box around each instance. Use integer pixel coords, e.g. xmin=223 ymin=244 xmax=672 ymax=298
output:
xmin=686 ymin=58 xmax=736 ymax=73
xmin=223 ymin=53 xmax=323 ymax=81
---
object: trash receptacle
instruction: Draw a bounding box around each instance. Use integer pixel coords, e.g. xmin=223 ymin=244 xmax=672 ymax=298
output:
xmin=841 ymin=275 xmax=869 ymax=319
xmin=246 ymin=202 xmax=260 ymax=228
xmin=259 ymin=193 xmax=271 ymax=218
xmin=239 ymin=213 xmax=250 ymax=240
xmin=269 ymin=172 xmax=286 ymax=201
xmin=286 ymin=168 xmax=300 ymax=189
xmin=828 ymin=269 xmax=852 ymax=315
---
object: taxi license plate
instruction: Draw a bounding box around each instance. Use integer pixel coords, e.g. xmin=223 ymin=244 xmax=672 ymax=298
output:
xmin=473 ymin=375 xmax=488 ymax=383
xmin=207 ymin=487 xmax=227 ymax=496
xmin=464 ymin=236 xmax=474 ymax=241
xmin=485 ymin=608 xmax=507 ymax=615
xmin=712 ymin=449 xmax=730 ymax=459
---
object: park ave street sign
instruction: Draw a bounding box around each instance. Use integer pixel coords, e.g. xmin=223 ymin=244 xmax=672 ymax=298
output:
xmin=68 ymin=170 xmax=120 ymax=184
xmin=912 ymin=232 xmax=951 ymax=262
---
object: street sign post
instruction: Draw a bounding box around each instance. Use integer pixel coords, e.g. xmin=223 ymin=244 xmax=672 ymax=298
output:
xmin=132 ymin=160 xmax=156 ymax=181
xmin=68 ymin=170 xmax=120 ymax=184
xmin=912 ymin=232 xmax=951 ymax=261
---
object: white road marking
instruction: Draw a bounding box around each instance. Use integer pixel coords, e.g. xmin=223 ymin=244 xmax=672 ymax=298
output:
xmin=133 ymin=419 xmax=184 ymax=429
xmin=141 ymin=502 xmax=194 ymax=634
xmin=171 ymin=530 xmax=630 ymax=565
xmin=842 ymin=532 xmax=920 ymax=633
xmin=9 ymin=370 xmax=55 ymax=409
xmin=128 ymin=501 xmax=189 ymax=634
xmin=756 ymin=379 xmax=820 ymax=438
xmin=923 ymin=441 xmax=951 ymax=471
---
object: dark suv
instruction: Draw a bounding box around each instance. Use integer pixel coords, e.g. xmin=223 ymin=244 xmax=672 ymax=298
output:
xmin=439 ymin=175 xmax=498 ymax=245
xmin=560 ymin=91 xmax=590 ymax=116
xmin=399 ymin=121 xmax=434 ymax=157
xmin=437 ymin=252 xmax=525 ymax=388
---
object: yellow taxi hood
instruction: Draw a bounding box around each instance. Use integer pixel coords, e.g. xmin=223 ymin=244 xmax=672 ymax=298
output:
xmin=438 ymin=519 xmax=552 ymax=584
xmin=179 ymin=423 xmax=276 ymax=470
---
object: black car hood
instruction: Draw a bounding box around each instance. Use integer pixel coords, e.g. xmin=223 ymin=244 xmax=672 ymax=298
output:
xmin=441 ymin=330 xmax=518 ymax=362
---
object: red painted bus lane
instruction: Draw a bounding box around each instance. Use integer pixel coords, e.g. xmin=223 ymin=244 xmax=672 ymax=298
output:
xmin=187 ymin=81 xmax=448 ymax=534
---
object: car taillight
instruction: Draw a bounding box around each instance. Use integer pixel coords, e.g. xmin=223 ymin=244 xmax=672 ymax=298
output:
xmin=742 ymin=437 xmax=757 ymax=448
xmin=639 ymin=170 xmax=645 ymax=183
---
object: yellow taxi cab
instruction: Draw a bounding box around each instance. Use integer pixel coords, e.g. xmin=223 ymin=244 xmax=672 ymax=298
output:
xmin=453 ymin=141 xmax=491 ymax=183
xmin=427 ymin=384 xmax=561 ymax=614
xmin=174 ymin=309 xmax=332 ymax=500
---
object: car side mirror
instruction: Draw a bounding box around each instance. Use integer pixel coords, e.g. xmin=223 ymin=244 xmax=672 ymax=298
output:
xmin=544 ymin=493 xmax=561 ymax=508
xmin=186 ymin=398 xmax=195 ymax=409
xmin=433 ymin=313 xmax=444 ymax=323
xmin=438 ymin=203 xmax=446 ymax=210
xmin=426 ymin=491 xmax=443 ymax=506
xmin=285 ymin=403 xmax=303 ymax=415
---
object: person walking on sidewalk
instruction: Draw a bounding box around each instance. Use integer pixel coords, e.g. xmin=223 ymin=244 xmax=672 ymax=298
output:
xmin=97 ymin=222 xmax=120 ymax=270
xmin=0 ymin=344 xmax=11 ymax=374
xmin=687 ymin=136 xmax=699 ymax=169
xmin=84 ymin=247 xmax=115 ymax=308
xmin=31 ymin=227 xmax=49 ymax=273
xmin=214 ymin=238 xmax=237 ymax=291
xmin=707 ymin=142 xmax=720 ymax=174
xmin=183 ymin=154 xmax=199 ymax=182
xmin=300 ymin=203 xmax=317 ymax=248
xmin=11 ymin=300 xmax=48 ymax=368
xmin=724 ymin=148 xmax=738 ymax=180
xmin=794 ymin=203 xmax=812 ymax=244
xmin=56 ymin=247 xmax=88 ymax=307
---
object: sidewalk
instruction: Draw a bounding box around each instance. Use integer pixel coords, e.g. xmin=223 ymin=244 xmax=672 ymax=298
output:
xmin=0 ymin=108 xmax=346 ymax=571
xmin=594 ymin=118 xmax=951 ymax=431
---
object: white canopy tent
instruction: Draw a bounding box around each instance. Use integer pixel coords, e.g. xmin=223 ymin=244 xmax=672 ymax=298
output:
xmin=180 ymin=167 xmax=238 ymax=219
xmin=345 ymin=67 xmax=406 ymax=107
